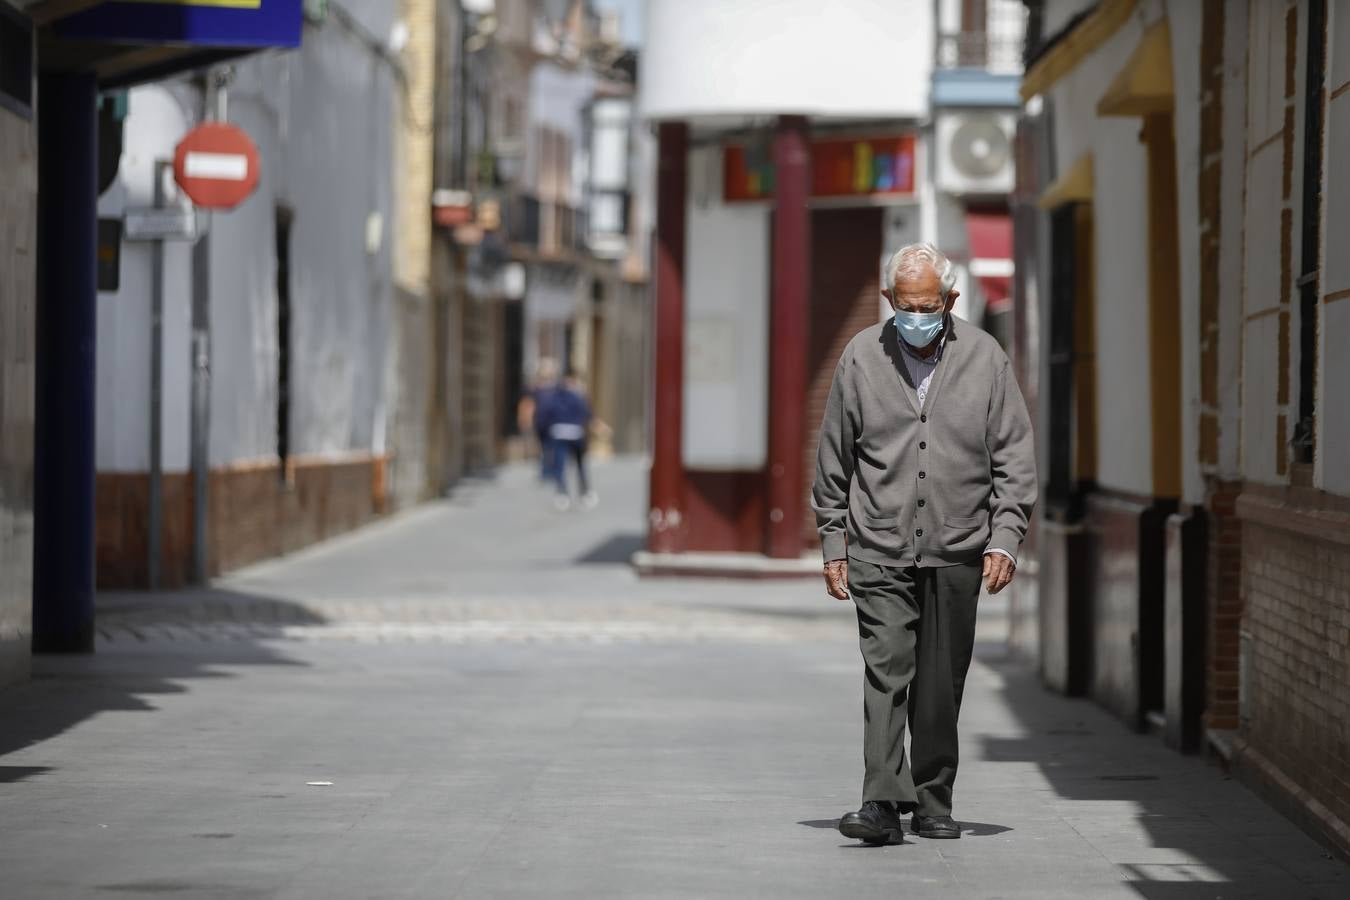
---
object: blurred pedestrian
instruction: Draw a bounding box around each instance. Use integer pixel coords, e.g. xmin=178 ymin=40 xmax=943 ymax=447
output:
xmin=812 ymin=242 xmax=1037 ymax=845
xmin=518 ymin=358 xmax=560 ymax=482
xmin=541 ymin=368 xmax=600 ymax=511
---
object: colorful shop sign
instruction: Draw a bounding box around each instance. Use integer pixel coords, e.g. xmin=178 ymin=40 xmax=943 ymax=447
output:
xmin=724 ymin=134 xmax=916 ymax=203
xmin=56 ymin=0 xmax=302 ymax=48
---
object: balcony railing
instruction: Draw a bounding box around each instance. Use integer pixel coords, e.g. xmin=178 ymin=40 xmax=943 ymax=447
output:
xmin=936 ymin=0 xmax=1026 ymax=75
xmin=938 ymin=31 xmax=1024 ymax=74
xmin=504 ymin=193 xmax=590 ymax=257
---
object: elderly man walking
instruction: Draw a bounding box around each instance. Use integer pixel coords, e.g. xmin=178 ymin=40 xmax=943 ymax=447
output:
xmin=812 ymin=242 xmax=1036 ymax=844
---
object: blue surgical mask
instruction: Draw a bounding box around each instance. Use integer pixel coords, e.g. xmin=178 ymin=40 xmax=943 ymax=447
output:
xmin=894 ymin=309 xmax=945 ymax=348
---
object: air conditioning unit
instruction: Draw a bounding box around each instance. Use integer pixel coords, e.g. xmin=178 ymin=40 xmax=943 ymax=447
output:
xmin=934 ymin=111 xmax=1015 ymax=195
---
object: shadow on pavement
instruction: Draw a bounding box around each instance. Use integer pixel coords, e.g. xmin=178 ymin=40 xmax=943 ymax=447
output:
xmin=977 ymin=642 xmax=1350 ymax=899
xmin=575 ymin=532 xmax=645 ymax=564
xmin=0 ymin=765 xmax=52 ymax=783
xmin=798 ymin=817 xmax=1011 ymax=837
xmin=0 ymin=588 xmax=318 ymax=762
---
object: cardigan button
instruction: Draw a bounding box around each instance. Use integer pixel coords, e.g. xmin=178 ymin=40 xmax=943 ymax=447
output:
xmin=920 ymin=441 xmax=927 ymax=450
xmin=918 ymin=471 xmax=926 ymax=479
xmin=920 ymin=414 xmax=927 ymax=423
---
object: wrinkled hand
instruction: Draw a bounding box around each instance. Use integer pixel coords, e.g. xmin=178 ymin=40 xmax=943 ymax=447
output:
xmin=823 ymin=559 xmax=850 ymax=601
xmin=983 ymin=553 xmax=1015 ymax=594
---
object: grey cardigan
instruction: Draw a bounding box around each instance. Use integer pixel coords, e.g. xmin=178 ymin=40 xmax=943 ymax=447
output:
xmin=811 ymin=315 xmax=1036 ymax=567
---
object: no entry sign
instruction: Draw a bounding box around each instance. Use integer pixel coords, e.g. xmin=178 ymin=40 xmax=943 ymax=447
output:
xmin=173 ymin=122 xmax=260 ymax=210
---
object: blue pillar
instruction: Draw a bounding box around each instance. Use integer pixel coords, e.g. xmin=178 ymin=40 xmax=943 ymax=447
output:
xmin=33 ymin=72 xmax=98 ymax=654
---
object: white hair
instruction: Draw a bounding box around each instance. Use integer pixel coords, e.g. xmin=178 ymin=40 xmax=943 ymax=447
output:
xmin=884 ymin=242 xmax=956 ymax=298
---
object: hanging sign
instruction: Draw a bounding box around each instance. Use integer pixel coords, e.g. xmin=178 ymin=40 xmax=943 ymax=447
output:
xmin=173 ymin=122 xmax=261 ymax=210
xmin=724 ymin=134 xmax=917 ymax=203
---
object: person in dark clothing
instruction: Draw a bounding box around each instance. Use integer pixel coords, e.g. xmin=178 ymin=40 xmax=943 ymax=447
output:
xmin=540 ymin=369 xmax=597 ymax=510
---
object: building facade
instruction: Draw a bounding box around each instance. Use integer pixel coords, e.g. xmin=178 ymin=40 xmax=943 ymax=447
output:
xmin=0 ymin=0 xmax=312 ymax=680
xmin=93 ymin=2 xmax=461 ymax=588
xmin=456 ymin=0 xmax=651 ymax=463
xmin=1016 ymin=0 xmax=1350 ymax=857
xmin=636 ymin=0 xmax=1024 ymax=572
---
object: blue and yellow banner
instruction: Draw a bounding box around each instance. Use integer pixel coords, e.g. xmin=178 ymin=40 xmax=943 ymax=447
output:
xmin=132 ymin=1 xmax=264 ymax=8
xmin=56 ymin=0 xmax=301 ymax=48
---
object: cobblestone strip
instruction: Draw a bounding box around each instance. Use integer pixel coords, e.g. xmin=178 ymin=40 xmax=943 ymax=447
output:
xmin=94 ymin=598 xmax=853 ymax=645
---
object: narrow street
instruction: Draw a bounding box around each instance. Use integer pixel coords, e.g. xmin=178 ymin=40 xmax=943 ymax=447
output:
xmin=1 ymin=459 xmax=1346 ymax=899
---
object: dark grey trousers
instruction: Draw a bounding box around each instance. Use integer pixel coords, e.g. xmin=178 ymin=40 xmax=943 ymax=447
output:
xmin=848 ymin=558 xmax=982 ymax=817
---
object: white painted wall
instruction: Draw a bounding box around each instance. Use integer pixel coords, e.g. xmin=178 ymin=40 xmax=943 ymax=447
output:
xmin=96 ymin=85 xmax=198 ymax=473
xmin=96 ymin=7 xmax=401 ymax=472
xmin=640 ymin=0 xmax=932 ymax=121
xmin=1090 ymin=128 xmax=1152 ymax=496
xmin=1215 ymin=0 xmax=1249 ymax=481
xmin=1318 ymin=2 xmax=1350 ymax=495
xmin=1048 ymin=13 xmax=1154 ymax=497
xmin=682 ymin=144 xmax=769 ymax=471
xmin=1169 ymin=0 xmax=1205 ymax=505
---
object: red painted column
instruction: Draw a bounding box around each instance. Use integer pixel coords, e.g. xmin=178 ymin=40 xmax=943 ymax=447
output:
xmin=647 ymin=121 xmax=688 ymax=554
xmin=765 ymin=115 xmax=811 ymax=559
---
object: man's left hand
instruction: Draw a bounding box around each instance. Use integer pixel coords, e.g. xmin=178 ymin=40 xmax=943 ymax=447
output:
xmin=983 ymin=553 xmax=1015 ymax=594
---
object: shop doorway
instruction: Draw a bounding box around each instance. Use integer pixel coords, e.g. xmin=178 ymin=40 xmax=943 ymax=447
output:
xmin=802 ymin=206 xmax=883 ymax=547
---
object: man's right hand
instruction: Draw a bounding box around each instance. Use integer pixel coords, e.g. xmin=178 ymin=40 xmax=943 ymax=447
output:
xmin=824 ymin=559 xmax=850 ymax=601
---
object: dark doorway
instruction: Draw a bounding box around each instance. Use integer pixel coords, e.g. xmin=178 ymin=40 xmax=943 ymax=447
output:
xmin=1295 ymin=0 xmax=1327 ymax=464
xmin=501 ymin=299 xmax=524 ymax=438
xmin=275 ymin=207 xmax=293 ymax=477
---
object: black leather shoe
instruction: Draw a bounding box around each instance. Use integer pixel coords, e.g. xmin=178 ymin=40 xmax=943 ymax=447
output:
xmin=838 ymin=801 xmax=904 ymax=845
xmin=911 ymin=813 xmax=960 ymax=839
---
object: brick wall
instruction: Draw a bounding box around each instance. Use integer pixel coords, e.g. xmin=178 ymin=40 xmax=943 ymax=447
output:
xmin=96 ymin=472 xmax=196 ymax=588
xmin=97 ymin=454 xmax=388 ymax=588
xmin=1237 ymin=487 xmax=1350 ymax=842
xmin=1205 ymin=478 xmax=1243 ymax=730
xmin=802 ymin=207 xmax=882 ymax=549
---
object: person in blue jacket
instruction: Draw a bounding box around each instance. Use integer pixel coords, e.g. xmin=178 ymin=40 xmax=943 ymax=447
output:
xmin=539 ymin=368 xmax=598 ymax=510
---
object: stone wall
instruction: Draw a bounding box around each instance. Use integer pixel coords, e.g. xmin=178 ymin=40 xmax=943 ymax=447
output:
xmin=0 ymin=101 xmax=35 ymax=686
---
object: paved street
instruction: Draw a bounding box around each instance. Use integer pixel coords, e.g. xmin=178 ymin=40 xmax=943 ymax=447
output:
xmin=1 ymin=458 xmax=1347 ymax=899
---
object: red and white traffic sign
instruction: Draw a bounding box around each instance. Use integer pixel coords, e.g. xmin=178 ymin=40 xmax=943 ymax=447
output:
xmin=173 ymin=122 xmax=260 ymax=211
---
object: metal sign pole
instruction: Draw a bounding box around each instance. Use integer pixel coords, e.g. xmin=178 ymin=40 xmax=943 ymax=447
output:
xmin=190 ymin=212 xmax=211 ymax=585
xmin=189 ymin=74 xmax=221 ymax=585
xmin=148 ymin=160 xmax=169 ymax=590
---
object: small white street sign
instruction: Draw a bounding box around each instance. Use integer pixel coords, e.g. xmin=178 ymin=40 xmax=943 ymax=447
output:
xmin=124 ymin=206 xmax=200 ymax=242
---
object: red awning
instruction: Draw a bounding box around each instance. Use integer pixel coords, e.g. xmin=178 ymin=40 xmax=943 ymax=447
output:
xmin=964 ymin=210 xmax=1014 ymax=314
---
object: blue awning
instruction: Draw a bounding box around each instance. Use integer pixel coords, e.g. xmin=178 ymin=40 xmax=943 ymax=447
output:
xmin=55 ymin=0 xmax=301 ymax=48
xmin=37 ymin=0 xmax=303 ymax=87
